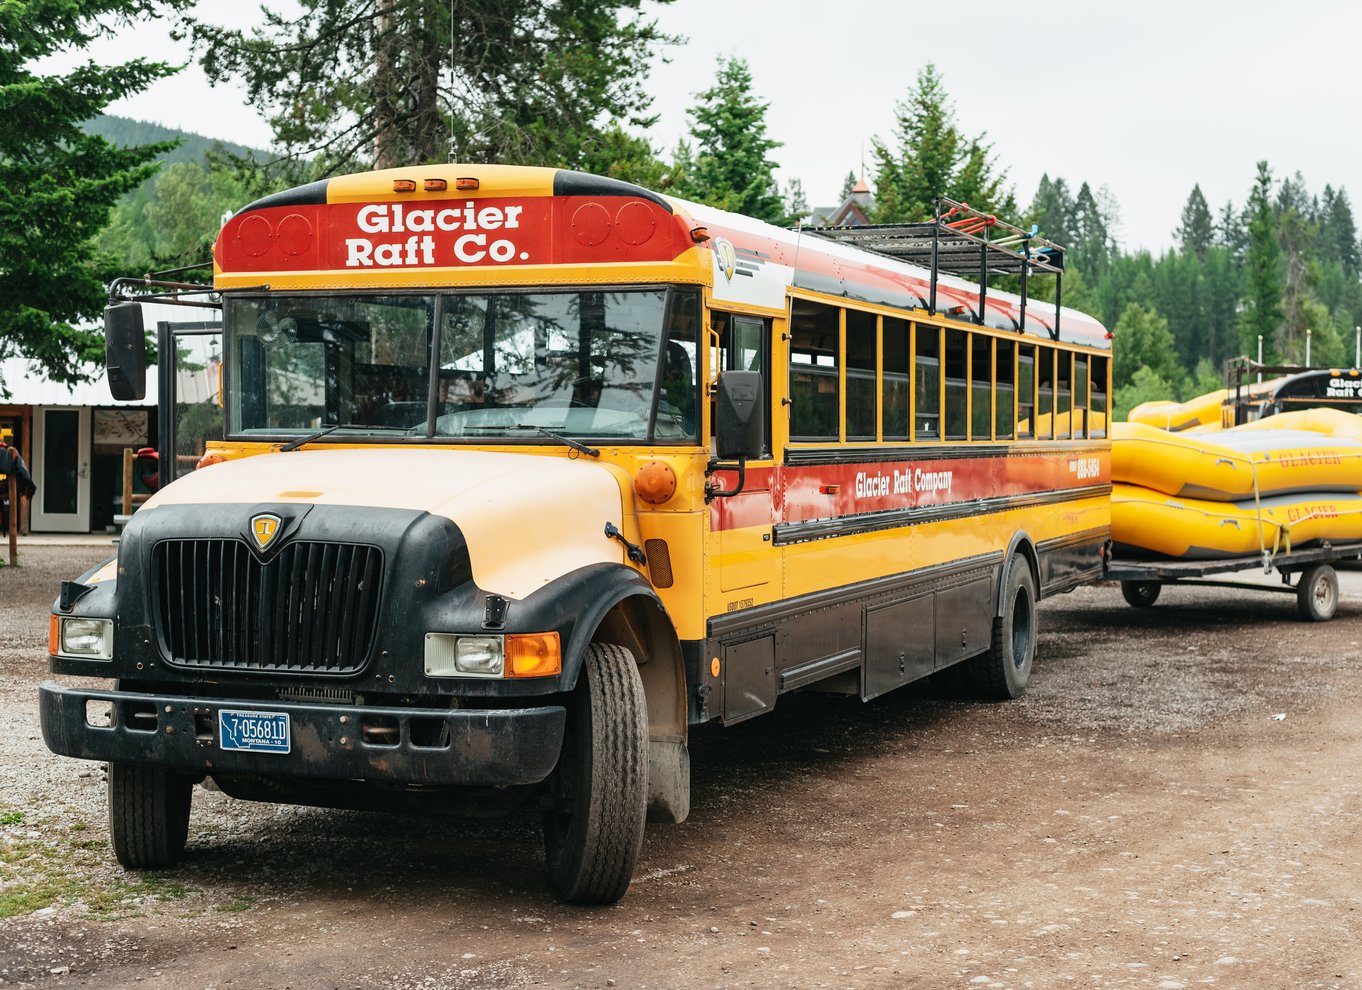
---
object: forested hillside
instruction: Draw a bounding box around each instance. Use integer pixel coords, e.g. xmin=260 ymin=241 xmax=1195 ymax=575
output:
xmin=85 ymin=115 xmax=269 ymax=274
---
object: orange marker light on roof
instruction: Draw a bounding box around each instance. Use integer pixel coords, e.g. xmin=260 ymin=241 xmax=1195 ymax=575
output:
xmin=690 ymin=226 xmax=710 ymax=242
xmin=392 ymin=179 xmax=417 ymax=193
xmin=455 ymin=177 xmax=480 ymax=191
xmin=424 ymin=178 xmax=448 ymax=191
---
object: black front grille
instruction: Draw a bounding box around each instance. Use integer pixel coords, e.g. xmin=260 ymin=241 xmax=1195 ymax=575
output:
xmin=153 ymin=539 xmax=384 ymax=673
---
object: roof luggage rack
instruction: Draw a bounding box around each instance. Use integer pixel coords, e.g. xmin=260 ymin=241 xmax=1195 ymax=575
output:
xmin=806 ymin=197 xmax=1067 ymax=339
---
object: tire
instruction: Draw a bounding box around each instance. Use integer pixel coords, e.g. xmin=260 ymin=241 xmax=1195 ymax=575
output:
xmin=1296 ymin=564 xmax=1339 ymax=622
xmin=108 ymin=763 xmax=192 ymax=869
xmin=963 ymin=556 xmax=1038 ymax=700
xmin=543 ymin=643 xmax=648 ymax=904
xmin=1121 ymin=580 xmax=1162 ymax=608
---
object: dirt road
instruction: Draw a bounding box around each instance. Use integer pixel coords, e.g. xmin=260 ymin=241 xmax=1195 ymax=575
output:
xmin=3 ymin=546 xmax=1360 ymax=989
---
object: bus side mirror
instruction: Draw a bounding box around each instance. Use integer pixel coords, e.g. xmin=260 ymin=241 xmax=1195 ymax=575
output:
xmin=715 ymin=370 xmax=764 ymax=461
xmin=105 ymin=302 xmax=147 ymax=401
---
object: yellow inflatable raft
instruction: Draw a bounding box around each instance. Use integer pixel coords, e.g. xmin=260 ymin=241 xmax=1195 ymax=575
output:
xmin=1111 ymin=484 xmax=1362 ymax=560
xmin=1128 ymin=389 xmax=1229 ymax=432
xmin=1111 ymin=421 xmax=1362 ymax=500
xmin=1228 ymin=406 xmax=1362 ymax=442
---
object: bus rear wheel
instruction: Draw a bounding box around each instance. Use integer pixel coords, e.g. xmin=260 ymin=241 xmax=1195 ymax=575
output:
xmin=543 ymin=643 xmax=648 ymax=904
xmin=108 ymin=763 xmax=192 ymax=869
xmin=964 ymin=557 xmax=1037 ymax=700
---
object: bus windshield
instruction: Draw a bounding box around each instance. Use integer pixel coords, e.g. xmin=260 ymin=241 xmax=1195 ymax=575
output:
xmin=226 ymin=288 xmax=700 ymax=443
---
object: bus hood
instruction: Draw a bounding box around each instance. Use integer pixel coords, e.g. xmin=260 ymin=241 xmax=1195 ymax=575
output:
xmin=140 ymin=447 xmax=634 ymax=600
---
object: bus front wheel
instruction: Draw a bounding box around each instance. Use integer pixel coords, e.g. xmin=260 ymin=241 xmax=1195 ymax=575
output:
xmin=108 ymin=763 xmax=192 ymax=869
xmin=543 ymin=642 xmax=648 ymax=904
xmin=964 ymin=557 xmax=1037 ymax=700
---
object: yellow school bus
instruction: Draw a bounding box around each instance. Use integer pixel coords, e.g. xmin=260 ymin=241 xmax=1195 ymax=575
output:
xmin=40 ymin=165 xmax=1111 ymax=903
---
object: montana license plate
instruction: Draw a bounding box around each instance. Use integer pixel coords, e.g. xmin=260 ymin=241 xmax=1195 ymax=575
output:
xmin=218 ymin=709 xmax=291 ymax=754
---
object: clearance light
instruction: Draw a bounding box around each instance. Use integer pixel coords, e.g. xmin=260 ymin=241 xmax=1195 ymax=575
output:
xmin=55 ymin=616 xmax=113 ymax=660
xmin=690 ymin=226 xmax=710 ymax=242
xmin=424 ymin=178 xmax=448 ymax=192
xmin=392 ymin=179 xmax=417 ymax=193
xmin=506 ymin=633 xmax=562 ymax=678
xmin=455 ymin=177 xmax=480 ymax=191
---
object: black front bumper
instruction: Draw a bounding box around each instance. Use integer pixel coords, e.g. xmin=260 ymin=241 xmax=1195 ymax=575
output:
xmin=39 ymin=682 xmax=565 ymax=787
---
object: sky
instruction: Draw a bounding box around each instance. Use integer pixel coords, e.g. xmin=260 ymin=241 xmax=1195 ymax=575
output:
xmin=45 ymin=0 xmax=1362 ymax=253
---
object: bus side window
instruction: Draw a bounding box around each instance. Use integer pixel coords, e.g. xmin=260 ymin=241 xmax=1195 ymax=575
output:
xmin=914 ymin=323 xmax=940 ymax=440
xmin=711 ymin=311 xmax=770 ymax=454
xmin=944 ymin=330 xmax=967 ymax=441
xmin=970 ymin=333 xmax=993 ymax=441
xmin=846 ymin=308 xmax=877 ymax=441
xmin=1089 ymin=355 xmax=1108 ymax=438
xmin=1074 ymin=355 xmax=1089 ymax=439
xmin=1055 ymin=351 xmax=1073 ymax=440
xmin=995 ymin=338 xmax=1015 ymax=441
xmin=790 ymin=300 xmax=839 ymax=441
xmin=656 ymin=290 xmax=701 ymax=441
xmin=1036 ymin=348 xmax=1055 ymax=440
xmin=1017 ymin=346 xmax=1035 ymax=438
xmin=883 ymin=317 xmax=910 ymax=441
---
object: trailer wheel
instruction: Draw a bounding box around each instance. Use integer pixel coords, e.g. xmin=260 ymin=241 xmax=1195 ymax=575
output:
xmin=543 ymin=643 xmax=648 ymax=904
xmin=963 ymin=556 xmax=1037 ymax=700
xmin=108 ymin=763 xmax=192 ymax=869
xmin=1296 ymin=564 xmax=1339 ymax=622
xmin=1121 ymin=580 xmax=1162 ymax=608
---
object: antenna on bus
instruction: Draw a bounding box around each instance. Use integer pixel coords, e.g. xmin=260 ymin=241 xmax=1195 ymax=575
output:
xmin=447 ymin=0 xmax=456 ymax=163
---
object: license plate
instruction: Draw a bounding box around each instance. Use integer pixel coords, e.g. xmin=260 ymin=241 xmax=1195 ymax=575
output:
xmin=218 ymin=709 xmax=291 ymax=754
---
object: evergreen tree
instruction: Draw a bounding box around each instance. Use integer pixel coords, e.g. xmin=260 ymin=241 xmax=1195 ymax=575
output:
xmin=784 ymin=178 xmax=810 ymax=222
xmin=1113 ymin=302 xmax=1180 ymax=390
xmin=1175 ymin=184 xmax=1215 ymax=261
xmin=1319 ymin=185 xmax=1360 ymax=277
xmin=1029 ymin=174 xmax=1076 ymax=247
xmin=1070 ymin=182 xmax=1116 ymax=274
xmin=671 ymin=57 xmax=786 ymax=223
xmin=184 ymin=0 xmax=676 ymax=177
xmin=839 ymin=170 xmax=857 ymax=201
xmin=870 ymin=63 xmax=1011 ymax=222
xmin=0 ymin=0 xmax=193 ymax=394
xmin=1238 ymin=161 xmax=1285 ymax=360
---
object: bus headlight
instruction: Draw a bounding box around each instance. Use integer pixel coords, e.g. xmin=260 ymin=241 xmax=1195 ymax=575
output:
xmin=425 ymin=633 xmax=503 ymax=677
xmin=54 ymin=616 xmax=113 ymax=660
xmin=424 ymin=632 xmax=562 ymax=678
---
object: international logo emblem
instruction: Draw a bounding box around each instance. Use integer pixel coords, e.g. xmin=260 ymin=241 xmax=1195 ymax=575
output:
xmin=251 ymin=513 xmax=282 ymax=551
xmin=713 ymin=237 xmax=737 ymax=283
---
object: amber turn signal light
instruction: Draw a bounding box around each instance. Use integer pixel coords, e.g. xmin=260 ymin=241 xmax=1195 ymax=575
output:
xmin=506 ymin=632 xmax=562 ymax=677
xmin=48 ymin=614 xmax=60 ymax=656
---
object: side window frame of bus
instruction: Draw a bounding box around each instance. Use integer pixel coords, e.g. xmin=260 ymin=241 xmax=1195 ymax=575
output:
xmin=845 ymin=307 xmax=877 ymax=442
xmin=1088 ymin=353 xmax=1109 ymax=437
xmin=943 ymin=327 xmax=968 ymax=442
xmin=995 ymin=336 xmax=1016 ymax=441
xmin=1016 ymin=344 xmax=1036 ymax=439
xmin=1036 ymin=346 xmax=1055 ymax=440
xmin=969 ymin=332 xmax=994 ymax=442
xmin=913 ymin=322 xmax=942 ymax=442
xmin=710 ymin=309 xmax=772 ymax=457
xmin=651 ymin=287 xmax=703 ymax=444
xmin=1055 ymin=349 xmax=1074 ymax=440
xmin=788 ymin=298 xmax=840 ymax=444
xmin=1073 ymin=353 xmax=1089 ymax=439
xmin=882 ymin=315 xmax=910 ymax=441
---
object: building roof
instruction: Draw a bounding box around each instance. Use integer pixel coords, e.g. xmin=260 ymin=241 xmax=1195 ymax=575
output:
xmin=0 ymin=358 xmax=155 ymax=407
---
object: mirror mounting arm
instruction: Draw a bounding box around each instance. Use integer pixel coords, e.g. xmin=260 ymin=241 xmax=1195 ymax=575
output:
xmin=704 ymin=457 xmax=746 ymax=502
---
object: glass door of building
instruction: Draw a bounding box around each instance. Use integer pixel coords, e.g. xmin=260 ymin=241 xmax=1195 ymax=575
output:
xmin=31 ymin=407 xmax=91 ymax=532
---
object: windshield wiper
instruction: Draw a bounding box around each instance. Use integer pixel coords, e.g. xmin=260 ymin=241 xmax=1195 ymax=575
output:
xmin=459 ymin=424 xmax=600 ymax=458
xmin=279 ymin=424 xmax=405 ymax=451
xmin=280 ymin=424 xmax=343 ymax=451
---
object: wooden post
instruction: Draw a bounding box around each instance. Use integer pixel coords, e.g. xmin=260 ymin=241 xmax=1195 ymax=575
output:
xmin=122 ymin=447 xmax=134 ymax=517
xmin=6 ymin=471 xmax=16 ymax=567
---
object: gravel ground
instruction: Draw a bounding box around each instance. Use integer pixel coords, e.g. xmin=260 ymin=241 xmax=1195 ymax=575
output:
xmin=2 ymin=545 xmax=1361 ymax=989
